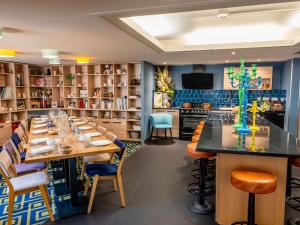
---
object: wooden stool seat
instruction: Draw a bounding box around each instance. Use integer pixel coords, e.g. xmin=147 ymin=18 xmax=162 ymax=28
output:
xmin=187 ymin=143 xmax=216 ymax=159
xmin=292 ymin=158 xmax=300 ymax=168
xmin=194 ymin=129 xmax=202 ymax=135
xmin=197 ymin=124 xmax=204 ymax=129
xmin=192 ymin=135 xmax=200 ymax=143
xmin=231 ymin=170 xmax=277 ymax=194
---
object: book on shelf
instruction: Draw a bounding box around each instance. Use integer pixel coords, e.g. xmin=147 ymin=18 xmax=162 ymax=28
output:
xmin=116 ymin=96 xmax=127 ymax=110
xmin=0 ymin=87 xmax=13 ymax=99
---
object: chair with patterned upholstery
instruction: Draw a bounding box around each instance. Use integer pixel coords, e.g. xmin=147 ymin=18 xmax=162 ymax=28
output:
xmin=149 ymin=113 xmax=173 ymax=141
xmin=3 ymin=140 xmax=46 ymax=175
xmin=84 ymin=137 xmax=127 ymax=213
xmin=0 ymin=150 xmax=54 ymax=225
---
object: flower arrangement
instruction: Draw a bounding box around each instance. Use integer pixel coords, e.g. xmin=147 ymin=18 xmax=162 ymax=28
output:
xmin=155 ymin=65 xmax=175 ymax=99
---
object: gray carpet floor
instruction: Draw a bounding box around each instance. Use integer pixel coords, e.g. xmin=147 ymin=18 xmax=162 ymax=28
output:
xmin=47 ymin=139 xmax=300 ymax=225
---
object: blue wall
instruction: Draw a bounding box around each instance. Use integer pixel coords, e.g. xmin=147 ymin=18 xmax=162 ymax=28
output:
xmin=141 ymin=61 xmax=155 ymax=140
xmin=169 ymin=62 xmax=284 ymax=90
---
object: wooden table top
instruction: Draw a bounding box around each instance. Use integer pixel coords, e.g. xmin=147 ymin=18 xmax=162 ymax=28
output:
xmin=25 ymin=119 xmax=119 ymax=163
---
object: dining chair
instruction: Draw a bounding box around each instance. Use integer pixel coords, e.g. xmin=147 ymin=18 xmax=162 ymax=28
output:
xmin=80 ymin=131 xmax=114 ymax=180
xmin=0 ymin=150 xmax=54 ymax=225
xmin=15 ymin=126 xmax=28 ymax=143
xmin=10 ymin=133 xmax=26 ymax=159
xmin=3 ymin=140 xmax=46 ymax=175
xmin=83 ymin=136 xmax=127 ymax=213
xmin=149 ymin=113 xmax=173 ymax=141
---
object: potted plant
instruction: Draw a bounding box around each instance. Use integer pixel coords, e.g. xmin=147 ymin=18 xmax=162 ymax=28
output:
xmin=66 ymin=74 xmax=75 ymax=86
xmin=155 ymin=65 xmax=175 ymax=108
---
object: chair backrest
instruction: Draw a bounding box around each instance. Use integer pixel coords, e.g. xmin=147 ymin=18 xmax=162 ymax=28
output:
xmin=11 ymin=133 xmax=21 ymax=150
xmin=0 ymin=150 xmax=16 ymax=179
xmin=15 ymin=127 xmax=25 ymax=140
xmin=97 ymin=125 xmax=107 ymax=135
xmin=150 ymin=113 xmax=173 ymax=127
xmin=106 ymin=131 xmax=117 ymax=142
xmin=20 ymin=120 xmax=28 ymax=131
xmin=3 ymin=140 xmax=21 ymax=163
xmin=114 ymin=139 xmax=127 ymax=174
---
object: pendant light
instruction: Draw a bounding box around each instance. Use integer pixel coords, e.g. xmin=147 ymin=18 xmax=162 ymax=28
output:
xmin=42 ymin=49 xmax=58 ymax=59
xmin=0 ymin=49 xmax=16 ymax=58
xmin=49 ymin=58 xmax=60 ymax=65
xmin=76 ymin=57 xmax=90 ymax=64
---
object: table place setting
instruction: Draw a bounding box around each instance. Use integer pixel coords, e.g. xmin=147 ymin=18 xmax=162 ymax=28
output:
xmin=31 ymin=129 xmax=48 ymax=135
xmin=90 ymin=139 xmax=112 ymax=147
xmin=78 ymin=126 xmax=93 ymax=131
xmin=28 ymin=145 xmax=54 ymax=156
xmin=32 ymin=123 xmax=48 ymax=128
xmin=73 ymin=121 xmax=87 ymax=126
xmin=29 ymin=137 xmax=49 ymax=145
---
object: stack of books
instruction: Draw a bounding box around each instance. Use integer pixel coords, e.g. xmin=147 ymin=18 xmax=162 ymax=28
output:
xmin=116 ymin=96 xmax=127 ymax=110
xmin=0 ymin=87 xmax=13 ymax=99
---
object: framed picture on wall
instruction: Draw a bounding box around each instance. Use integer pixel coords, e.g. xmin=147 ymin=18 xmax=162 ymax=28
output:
xmin=153 ymin=91 xmax=163 ymax=109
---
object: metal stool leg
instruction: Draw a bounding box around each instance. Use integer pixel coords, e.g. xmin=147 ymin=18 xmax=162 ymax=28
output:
xmin=189 ymin=158 xmax=212 ymax=214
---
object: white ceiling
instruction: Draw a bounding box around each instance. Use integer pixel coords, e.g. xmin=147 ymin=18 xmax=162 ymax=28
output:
xmin=0 ymin=0 xmax=300 ymax=65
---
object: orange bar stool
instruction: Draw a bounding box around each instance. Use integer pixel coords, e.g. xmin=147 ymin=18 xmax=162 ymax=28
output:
xmin=187 ymin=143 xmax=216 ymax=214
xmin=194 ymin=128 xmax=202 ymax=135
xmin=231 ymin=170 xmax=277 ymax=225
xmin=287 ymin=158 xmax=300 ymax=225
xmin=192 ymin=135 xmax=200 ymax=143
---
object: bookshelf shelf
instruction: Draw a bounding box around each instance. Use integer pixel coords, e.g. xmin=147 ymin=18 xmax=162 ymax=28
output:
xmin=0 ymin=61 xmax=142 ymax=143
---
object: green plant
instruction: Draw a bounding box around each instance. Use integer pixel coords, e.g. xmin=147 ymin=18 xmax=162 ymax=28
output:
xmin=66 ymin=74 xmax=75 ymax=80
xmin=155 ymin=66 xmax=175 ymax=98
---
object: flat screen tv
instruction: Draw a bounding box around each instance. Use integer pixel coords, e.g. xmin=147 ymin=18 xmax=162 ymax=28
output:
xmin=182 ymin=73 xmax=213 ymax=89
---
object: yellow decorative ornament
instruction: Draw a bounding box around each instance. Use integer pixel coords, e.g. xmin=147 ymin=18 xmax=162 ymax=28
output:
xmin=247 ymin=101 xmax=266 ymax=131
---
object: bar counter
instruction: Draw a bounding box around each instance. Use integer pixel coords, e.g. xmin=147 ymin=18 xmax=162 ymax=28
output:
xmin=197 ymin=117 xmax=300 ymax=225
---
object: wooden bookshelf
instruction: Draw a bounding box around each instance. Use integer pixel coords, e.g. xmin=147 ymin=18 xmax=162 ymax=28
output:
xmin=0 ymin=60 xmax=142 ymax=144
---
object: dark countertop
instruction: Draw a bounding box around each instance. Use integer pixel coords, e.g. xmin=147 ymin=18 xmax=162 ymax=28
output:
xmin=196 ymin=118 xmax=300 ymax=158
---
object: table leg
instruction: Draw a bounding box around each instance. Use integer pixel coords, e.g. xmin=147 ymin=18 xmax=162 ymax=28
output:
xmin=54 ymin=157 xmax=88 ymax=219
xmin=287 ymin=158 xmax=292 ymax=197
xmin=68 ymin=157 xmax=79 ymax=206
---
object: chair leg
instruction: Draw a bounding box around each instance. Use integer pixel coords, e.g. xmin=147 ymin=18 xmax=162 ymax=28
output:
xmin=113 ymin=178 xmax=117 ymax=192
xmin=165 ymin=129 xmax=167 ymax=138
xmin=87 ymin=175 xmax=99 ymax=214
xmin=150 ymin=127 xmax=153 ymax=140
xmin=169 ymin=128 xmax=173 ymax=142
xmin=117 ymin=174 xmax=126 ymax=207
xmin=39 ymin=185 xmax=55 ymax=222
xmin=84 ymin=176 xmax=90 ymax=196
xmin=7 ymin=193 xmax=14 ymax=225
xmin=80 ymin=161 xmax=86 ymax=181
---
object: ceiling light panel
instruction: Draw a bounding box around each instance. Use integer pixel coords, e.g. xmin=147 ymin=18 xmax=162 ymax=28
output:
xmin=120 ymin=2 xmax=300 ymax=52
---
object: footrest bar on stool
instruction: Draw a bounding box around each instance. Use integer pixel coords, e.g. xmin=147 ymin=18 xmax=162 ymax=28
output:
xmin=287 ymin=197 xmax=300 ymax=211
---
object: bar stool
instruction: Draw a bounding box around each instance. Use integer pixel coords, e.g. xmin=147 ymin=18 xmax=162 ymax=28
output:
xmin=287 ymin=158 xmax=300 ymax=225
xmin=187 ymin=143 xmax=216 ymax=214
xmin=192 ymin=135 xmax=200 ymax=143
xmin=231 ymin=170 xmax=277 ymax=225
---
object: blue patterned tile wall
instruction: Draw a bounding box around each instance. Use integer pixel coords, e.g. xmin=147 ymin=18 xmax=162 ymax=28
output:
xmin=173 ymin=89 xmax=287 ymax=108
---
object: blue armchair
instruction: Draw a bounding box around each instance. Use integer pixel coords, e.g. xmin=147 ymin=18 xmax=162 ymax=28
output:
xmin=149 ymin=113 xmax=173 ymax=141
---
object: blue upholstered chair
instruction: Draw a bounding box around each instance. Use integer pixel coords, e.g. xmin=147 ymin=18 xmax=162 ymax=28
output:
xmin=83 ymin=133 xmax=127 ymax=214
xmin=149 ymin=113 xmax=173 ymax=141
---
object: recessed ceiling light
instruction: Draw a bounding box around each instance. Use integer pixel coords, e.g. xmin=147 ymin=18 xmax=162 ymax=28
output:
xmin=257 ymin=59 xmax=261 ymax=62
xmin=231 ymin=51 xmax=236 ymax=55
xmin=42 ymin=49 xmax=58 ymax=59
xmin=225 ymin=60 xmax=229 ymax=63
xmin=0 ymin=49 xmax=16 ymax=58
xmin=76 ymin=57 xmax=90 ymax=64
xmin=0 ymin=27 xmax=3 ymax=39
xmin=49 ymin=58 xmax=60 ymax=65
xmin=163 ymin=62 xmax=167 ymax=65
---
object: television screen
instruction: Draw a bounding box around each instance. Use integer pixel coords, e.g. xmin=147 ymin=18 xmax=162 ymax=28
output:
xmin=182 ymin=73 xmax=213 ymax=89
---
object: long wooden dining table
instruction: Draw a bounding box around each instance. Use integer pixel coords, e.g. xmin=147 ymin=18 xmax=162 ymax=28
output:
xmin=25 ymin=118 xmax=120 ymax=219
